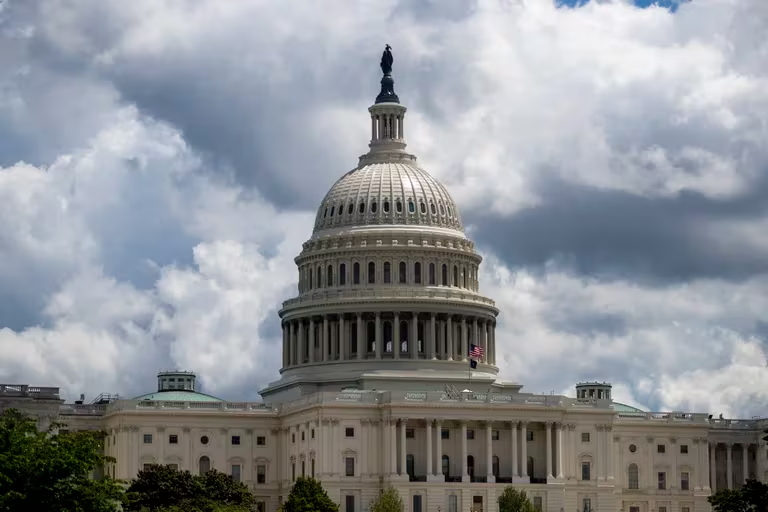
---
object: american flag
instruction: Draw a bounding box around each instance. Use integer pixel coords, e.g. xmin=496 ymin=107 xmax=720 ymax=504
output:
xmin=469 ymin=343 xmax=483 ymax=359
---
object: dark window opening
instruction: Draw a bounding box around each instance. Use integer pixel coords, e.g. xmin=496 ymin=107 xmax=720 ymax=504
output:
xmin=368 ymin=262 xmax=376 ymax=284
xmin=340 ymin=263 xmax=346 ymax=285
xmin=384 ymin=262 xmax=391 ymax=283
xmin=353 ymin=263 xmax=360 ymax=284
xmin=399 ymin=261 xmax=407 ymax=283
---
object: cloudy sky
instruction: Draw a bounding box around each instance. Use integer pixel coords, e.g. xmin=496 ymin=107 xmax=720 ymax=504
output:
xmin=1 ymin=0 xmax=767 ymax=417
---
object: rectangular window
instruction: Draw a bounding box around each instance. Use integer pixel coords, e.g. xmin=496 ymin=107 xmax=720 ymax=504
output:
xmin=256 ymin=435 xmax=266 ymax=446
xmin=256 ymin=503 xmax=266 ymax=512
xmin=448 ymin=495 xmax=458 ymax=512
xmin=346 ymin=495 xmax=355 ymax=512
xmin=681 ymin=472 xmax=690 ymax=490
xmin=630 ymin=508 xmax=640 ymax=512
xmin=301 ymin=431 xmax=305 ymax=441
xmin=680 ymin=444 xmax=688 ymax=454
xmin=441 ymin=428 xmax=450 ymax=440
xmin=533 ymin=497 xmax=543 ymax=512
xmin=143 ymin=434 xmax=153 ymax=444
xmin=413 ymin=495 xmax=423 ymax=512
xmin=292 ymin=433 xmax=296 ymax=444
xmin=583 ymin=499 xmax=591 ymax=512
xmin=169 ymin=434 xmax=178 ymax=444
xmin=658 ymin=507 xmax=667 ymax=512
xmin=345 ymin=427 xmax=355 ymax=438
xmin=311 ymin=429 xmax=315 ymax=439
xmin=581 ymin=432 xmax=590 ymax=442
xmin=231 ymin=435 xmax=240 ymax=445
xmin=311 ymin=458 xmax=315 ymax=478
xmin=527 ymin=431 xmax=534 ymax=441
xmin=657 ymin=444 xmax=666 ymax=454
xmin=231 ymin=464 xmax=241 ymax=482
xmin=291 ymin=463 xmax=296 ymax=482
xmin=658 ymin=471 xmax=666 ymax=490
xmin=581 ymin=462 xmax=591 ymax=481
xmin=167 ymin=464 xmax=178 ymax=470
xmin=302 ymin=460 xmax=305 ymax=477
xmin=682 ymin=508 xmax=690 ymax=512
xmin=466 ymin=429 xmax=475 ymax=440
xmin=345 ymin=457 xmax=355 ymax=477
xmin=143 ymin=463 xmax=153 ymax=471
xmin=406 ymin=428 xmax=415 ymax=439
xmin=492 ymin=430 xmax=500 ymax=441
xmin=257 ymin=464 xmax=266 ymax=484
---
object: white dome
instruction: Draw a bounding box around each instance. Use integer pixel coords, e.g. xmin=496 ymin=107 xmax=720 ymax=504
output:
xmin=312 ymin=161 xmax=464 ymax=235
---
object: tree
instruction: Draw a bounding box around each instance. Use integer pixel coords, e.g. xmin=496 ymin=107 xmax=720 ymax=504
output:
xmin=280 ymin=477 xmax=339 ymax=512
xmin=0 ymin=408 xmax=125 ymax=512
xmin=126 ymin=465 xmax=255 ymax=512
xmin=497 ymin=486 xmax=536 ymax=512
xmin=708 ymin=479 xmax=768 ymax=512
xmin=369 ymin=487 xmax=404 ymax=512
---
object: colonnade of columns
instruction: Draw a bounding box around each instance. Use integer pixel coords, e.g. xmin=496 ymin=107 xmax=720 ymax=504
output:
xmin=281 ymin=312 xmax=496 ymax=369
xmin=710 ymin=441 xmax=761 ymax=491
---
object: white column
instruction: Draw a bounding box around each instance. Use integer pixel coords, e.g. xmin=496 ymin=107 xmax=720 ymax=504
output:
xmin=743 ymin=443 xmax=749 ymax=484
xmin=490 ymin=321 xmax=496 ymax=365
xmin=400 ymin=419 xmax=407 ymax=477
xmin=596 ymin=425 xmax=604 ymax=481
xmin=435 ymin=420 xmax=443 ymax=478
xmin=429 ymin=314 xmax=436 ymax=359
xmin=546 ymin=422 xmax=553 ymax=479
xmin=726 ymin=443 xmax=733 ymax=489
xmin=297 ymin=321 xmax=304 ymax=364
xmin=394 ymin=313 xmax=400 ymax=358
xmin=410 ymin=313 xmax=418 ymax=358
xmin=511 ymin=422 xmax=519 ymax=478
xmin=556 ymin=423 xmax=564 ymax=479
xmin=486 ymin=421 xmax=495 ymax=482
xmin=282 ymin=324 xmax=288 ymax=367
xmin=520 ymin=422 xmax=528 ymax=477
xmin=356 ymin=314 xmax=364 ymax=360
xmin=461 ymin=317 xmax=468 ymax=361
xmin=308 ymin=319 xmax=315 ymax=363
xmin=330 ymin=320 xmax=337 ymax=360
xmin=710 ymin=443 xmax=717 ymax=491
xmin=322 ymin=316 xmax=329 ymax=362
xmin=426 ymin=420 xmax=433 ymax=477
xmin=461 ymin=421 xmax=469 ymax=481
xmin=289 ymin=322 xmax=296 ymax=366
xmin=389 ymin=419 xmax=397 ymax=476
xmin=606 ymin=426 xmax=614 ymax=480
xmin=375 ymin=313 xmax=383 ymax=359
xmin=339 ymin=315 xmax=346 ymax=360
xmin=446 ymin=316 xmax=454 ymax=361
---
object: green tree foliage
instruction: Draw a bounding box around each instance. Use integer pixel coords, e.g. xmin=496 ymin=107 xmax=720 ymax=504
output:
xmin=369 ymin=487 xmax=404 ymax=512
xmin=497 ymin=486 xmax=536 ymax=512
xmin=126 ymin=464 xmax=255 ymax=512
xmin=0 ymin=408 xmax=125 ymax=512
xmin=279 ymin=477 xmax=339 ymax=512
xmin=708 ymin=479 xmax=768 ymax=512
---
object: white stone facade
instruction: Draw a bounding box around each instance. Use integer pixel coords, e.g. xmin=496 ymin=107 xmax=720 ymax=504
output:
xmin=4 ymin=55 xmax=767 ymax=512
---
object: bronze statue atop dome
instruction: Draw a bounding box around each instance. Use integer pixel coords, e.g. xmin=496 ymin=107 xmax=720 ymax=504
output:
xmin=380 ymin=44 xmax=393 ymax=75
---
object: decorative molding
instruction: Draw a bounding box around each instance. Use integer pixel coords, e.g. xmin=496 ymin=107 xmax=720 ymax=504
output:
xmin=220 ymin=428 xmax=228 ymax=435
xmin=120 ymin=426 xmax=130 ymax=433
xmin=519 ymin=420 xmax=529 ymax=427
xmin=545 ymin=421 xmax=554 ymax=428
xmin=321 ymin=418 xmax=331 ymax=425
xmin=360 ymin=418 xmax=370 ymax=425
xmin=130 ymin=425 xmax=140 ymax=432
xmin=157 ymin=426 xmax=166 ymax=433
xmin=596 ymin=425 xmax=605 ymax=432
xmin=245 ymin=428 xmax=254 ymax=435
xmin=568 ymin=424 xmax=576 ymax=431
xmin=331 ymin=418 xmax=340 ymax=425
xmin=290 ymin=455 xmax=296 ymax=463
xmin=299 ymin=453 xmax=306 ymax=460
xmin=399 ymin=418 xmax=408 ymax=425
xmin=270 ymin=427 xmax=280 ymax=434
xmin=670 ymin=437 xmax=677 ymax=444
xmin=309 ymin=449 xmax=316 ymax=457
xmin=613 ymin=435 xmax=621 ymax=442
xmin=646 ymin=436 xmax=654 ymax=443
xmin=604 ymin=425 xmax=613 ymax=433
xmin=182 ymin=427 xmax=191 ymax=433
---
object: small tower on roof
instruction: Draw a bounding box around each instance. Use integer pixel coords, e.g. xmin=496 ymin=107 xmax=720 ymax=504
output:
xmin=576 ymin=381 xmax=612 ymax=401
xmin=157 ymin=370 xmax=196 ymax=392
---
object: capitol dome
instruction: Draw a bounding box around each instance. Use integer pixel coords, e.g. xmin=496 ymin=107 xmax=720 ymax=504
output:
xmin=260 ymin=48 xmax=499 ymax=403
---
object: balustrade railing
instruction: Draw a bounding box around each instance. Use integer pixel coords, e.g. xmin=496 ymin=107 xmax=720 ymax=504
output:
xmin=0 ymin=384 xmax=60 ymax=398
xmin=282 ymin=287 xmax=496 ymax=308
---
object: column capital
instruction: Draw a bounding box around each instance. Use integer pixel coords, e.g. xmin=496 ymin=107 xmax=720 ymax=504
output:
xmin=604 ymin=425 xmax=613 ymax=432
xmin=509 ymin=420 xmax=519 ymax=428
xmin=646 ymin=436 xmax=654 ymax=443
xmin=554 ymin=421 xmax=564 ymax=430
xmin=545 ymin=421 xmax=554 ymax=428
xmin=399 ymin=418 xmax=409 ymax=425
xmin=484 ymin=420 xmax=494 ymax=427
xmin=360 ymin=418 xmax=371 ymax=425
xmin=519 ymin=420 xmax=529 ymax=427
xmin=596 ymin=425 xmax=605 ymax=432
xmin=321 ymin=418 xmax=331 ymax=425
xmin=330 ymin=418 xmax=340 ymax=425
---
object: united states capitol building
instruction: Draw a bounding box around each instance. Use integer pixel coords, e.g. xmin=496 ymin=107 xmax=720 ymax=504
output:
xmin=2 ymin=50 xmax=766 ymax=512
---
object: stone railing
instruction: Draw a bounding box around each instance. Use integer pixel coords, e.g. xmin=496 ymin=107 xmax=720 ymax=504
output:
xmin=0 ymin=384 xmax=61 ymax=399
xmin=59 ymin=404 xmax=108 ymax=415
xmin=616 ymin=411 xmax=710 ymax=423
xmin=105 ymin=400 xmax=278 ymax=413
xmin=708 ymin=418 xmax=767 ymax=430
xmin=282 ymin=287 xmax=496 ymax=309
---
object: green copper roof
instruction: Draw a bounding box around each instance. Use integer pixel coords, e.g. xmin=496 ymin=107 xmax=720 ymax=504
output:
xmin=613 ymin=402 xmax=645 ymax=414
xmin=133 ymin=390 xmax=223 ymax=402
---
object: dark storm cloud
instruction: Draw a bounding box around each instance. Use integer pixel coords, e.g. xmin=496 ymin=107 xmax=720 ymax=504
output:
xmin=471 ymin=172 xmax=768 ymax=283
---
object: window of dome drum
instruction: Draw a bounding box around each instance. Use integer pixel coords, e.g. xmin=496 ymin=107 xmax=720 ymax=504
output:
xmin=629 ymin=443 xmax=637 ymax=452
xmin=396 ymin=200 xmax=402 ymax=212
xmin=420 ymin=202 xmax=426 ymax=214
xmin=347 ymin=203 xmax=353 ymax=214
xmin=383 ymin=200 xmax=390 ymax=212
xmin=371 ymin=201 xmax=377 ymax=213
xmin=200 ymin=435 xmax=209 ymax=445
xmin=358 ymin=202 xmax=365 ymax=213
xmin=408 ymin=200 xmax=415 ymax=213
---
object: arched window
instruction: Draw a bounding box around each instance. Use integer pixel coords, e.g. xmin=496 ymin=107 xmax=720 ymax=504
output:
xmin=384 ymin=321 xmax=393 ymax=353
xmin=408 ymin=200 xmax=415 ymax=213
xmin=492 ymin=455 xmax=500 ymax=477
xmin=467 ymin=455 xmax=475 ymax=477
xmin=453 ymin=265 xmax=458 ymax=286
xmin=308 ymin=268 xmax=313 ymax=290
xmin=414 ymin=262 xmax=422 ymax=284
xmin=330 ymin=206 xmax=335 ymax=216
xmin=396 ymin=200 xmax=403 ymax=213
xmin=353 ymin=262 xmax=360 ymax=284
xmin=383 ymin=262 xmax=391 ymax=284
xmin=371 ymin=201 xmax=378 ymax=213
xmin=442 ymin=455 xmax=450 ymax=476
xmin=383 ymin=200 xmax=390 ymax=213
xmin=399 ymin=262 xmax=407 ymax=284
xmin=420 ymin=202 xmax=427 ymax=214
xmin=327 ymin=265 xmax=333 ymax=287
xmin=366 ymin=321 xmax=376 ymax=353
xmin=441 ymin=264 xmax=448 ymax=286
xmin=527 ymin=456 xmax=534 ymax=478
xmin=628 ymin=463 xmax=639 ymax=489
xmin=199 ymin=456 xmax=210 ymax=475
xmin=338 ymin=204 xmax=344 ymax=215
xmin=429 ymin=263 xmax=436 ymax=285
xmin=463 ymin=267 xmax=467 ymax=288
xmin=316 ymin=266 xmax=322 ymax=288
xmin=339 ymin=263 xmax=346 ymax=286
xmin=347 ymin=203 xmax=353 ymax=215
xmin=406 ymin=454 xmax=415 ymax=477
xmin=368 ymin=262 xmax=376 ymax=284
xmin=359 ymin=202 xmax=365 ymax=214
